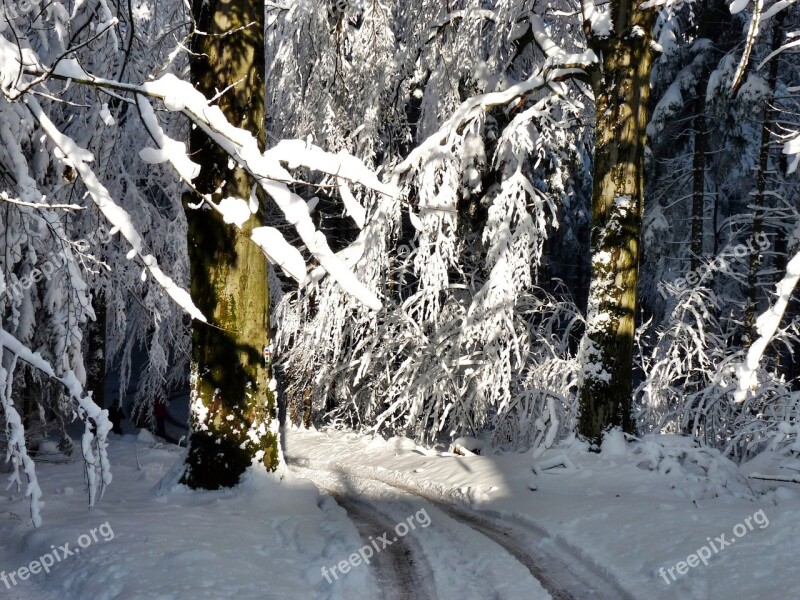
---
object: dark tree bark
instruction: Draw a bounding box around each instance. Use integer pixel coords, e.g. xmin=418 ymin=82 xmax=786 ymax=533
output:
xmin=690 ymin=0 xmax=737 ymax=272
xmin=690 ymin=85 xmax=708 ymax=272
xmin=85 ymin=290 xmax=106 ymax=409
xmin=180 ymin=0 xmax=279 ymax=489
xmin=744 ymin=12 xmax=785 ymax=344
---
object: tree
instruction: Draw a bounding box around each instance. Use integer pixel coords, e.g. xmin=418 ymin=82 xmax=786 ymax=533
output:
xmin=0 ymin=0 xmax=384 ymax=523
xmin=266 ymin=2 xmax=592 ymax=449
xmin=577 ymin=0 xmax=657 ymax=443
xmin=743 ymin=11 xmax=786 ymax=342
xmin=179 ymin=0 xmax=279 ymax=489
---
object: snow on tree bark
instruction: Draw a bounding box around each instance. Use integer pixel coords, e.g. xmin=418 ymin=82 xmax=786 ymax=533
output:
xmin=578 ymin=0 xmax=656 ymax=444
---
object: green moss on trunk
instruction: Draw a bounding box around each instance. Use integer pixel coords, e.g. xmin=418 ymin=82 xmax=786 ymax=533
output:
xmin=180 ymin=0 xmax=278 ymax=489
xmin=578 ymin=6 xmax=655 ymax=444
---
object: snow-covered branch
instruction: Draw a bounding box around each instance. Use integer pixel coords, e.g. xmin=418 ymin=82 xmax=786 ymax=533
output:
xmin=394 ymin=66 xmax=590 ymax=180
xmin=14 ymin=55 xmax=385 ymax=310
xmin=25 ymin=94 xmax=208 ymax=322
xmin=735 ymin=250 xmax=800 ymax=402
xmin=529 ymin=14 xmax=600 ymax=67
xmin=0 ymin=192 xmax=84 ymax=211
xmin=1 ymin=329 xmax=112 ymax=526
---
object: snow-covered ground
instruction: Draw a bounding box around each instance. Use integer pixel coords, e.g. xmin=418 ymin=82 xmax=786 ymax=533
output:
xmin=0 ymin=431 xmax=373 ymax=600
xmin=285 ymin=427 xmax=797 ymax=600
xmin=1 ymin=426 xmax=797 ymax=599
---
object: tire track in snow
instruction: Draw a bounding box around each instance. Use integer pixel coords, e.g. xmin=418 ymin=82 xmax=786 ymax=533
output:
xmin=288 ymin=457 xmax=636 ymax=600
xmin=431 ymin=505 xmax=574 ymax=600
xmin=314 ymin=483 xmax=436 ymax=600
xmin=296 ymin=465 xmax=545 ymax=600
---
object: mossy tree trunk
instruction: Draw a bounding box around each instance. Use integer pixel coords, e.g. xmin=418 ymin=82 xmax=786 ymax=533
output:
xmin=180 ymin=0 xmax=278 ymax=489
xmin=578 ymin=2 xmax=656 ymax=444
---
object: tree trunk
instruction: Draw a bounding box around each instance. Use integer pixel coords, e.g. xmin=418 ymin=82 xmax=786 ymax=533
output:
xmin=744 ymin=12 xmax=784 ymax=344
xmin=690 ymin=85 xmax=708 ymax=272
xmin=690 ymin=0 xmax=733 ymax=272
xmin=85 ymin=290 xmax=106 ymax=409
xmin=578 ymin=3 xmax=656 ymax=443
xmin=180 ymin=0 xmax=278 ymax=489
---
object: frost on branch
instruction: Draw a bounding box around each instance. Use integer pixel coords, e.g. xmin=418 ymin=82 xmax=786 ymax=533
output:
xmin=270 ymin=1 xmax=589 ymax=449
xmin=1 ymin=330 xmax=112 ymax=526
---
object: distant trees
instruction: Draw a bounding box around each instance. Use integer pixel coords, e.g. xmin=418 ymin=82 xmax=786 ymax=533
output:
xmin=270 ymin=0 xmax=800 ymax=455
xmin=637 ymin=0 xmax=800 ymax=454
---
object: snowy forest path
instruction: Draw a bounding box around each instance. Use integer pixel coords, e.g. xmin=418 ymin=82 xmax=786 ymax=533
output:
xmin=309 ymin=479 xmax=437 ymax=600
xmin=286 ymin=455 xmax=636 ymax=600
xmin=290 ymin=462 xmax=546 ymax=599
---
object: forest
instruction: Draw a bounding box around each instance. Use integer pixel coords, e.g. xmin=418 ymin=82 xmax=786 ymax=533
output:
xmin=0 ymin=0 xmax=798 ymax=598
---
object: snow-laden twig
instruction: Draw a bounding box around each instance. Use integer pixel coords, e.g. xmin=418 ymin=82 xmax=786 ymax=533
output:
xmin=735 ymin=250 xmax=800 ymax=402
xmin=0 ymin=192 xmax=84 ymax=211
xmin=15 ymin=53 xmax=386 ymax=310
xmin=393 ymin=66 xmax=591 ymax=181
xmin=1 ymin=329 xmax=112 ymax=525
xmin=24 ymin=94 xmax=208 ymax=322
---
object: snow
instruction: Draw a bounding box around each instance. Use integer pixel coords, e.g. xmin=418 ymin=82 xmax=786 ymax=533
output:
xmin=4 ymin=6 xmax=800 ymax=599
xmin=729 ymin=0 xmax=750 ymax=14
xmin=737 ymin=74 xmax=770 ymax=103
xmin=735 ymin=249 xmax=800 ymax=402
xmin=4 ymin=421 xmax=797 ymax=599
xmin=580 ymin=0 xmax=612 ymax=37
xmin=1 ymin=330 xmax=112 ymax=527
xmin=337 ymin=180 xmax=366 ymax=229
xmin=25 ymin=95 xmax=207 ymax=323
xmin=394 ymin=62 xmax=593 ymax=182
xmin=762 ymin=0 xmax=797 ymax=19
xmin=135 ymin=96 xmax=200 ymax=185
xmin=284 ymin=427 xmax=799 ymax=600
xmin=0 ymin=436 xmax=373 ymax=599
xmin=99 ymin=104 xmax=114 ymax=127
xmin=529 ymin=16 xmax=599 ymax=65
xmin=140 ymin=74 xmax=384 ymax=310
xmin=251 ymin=226 xmax=308 ymax=284
xmin=262 ymin=140 xmax=398 ymax=200
xmin=217 ymin=197 xmax=252 ymax=228
xmin=784 ymin=133 xmax=800 ymax=174
xmin=599 ymin=428 xmax=628 ymax=456
xmin=13 ymin=57 xmax=385 ymax=311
